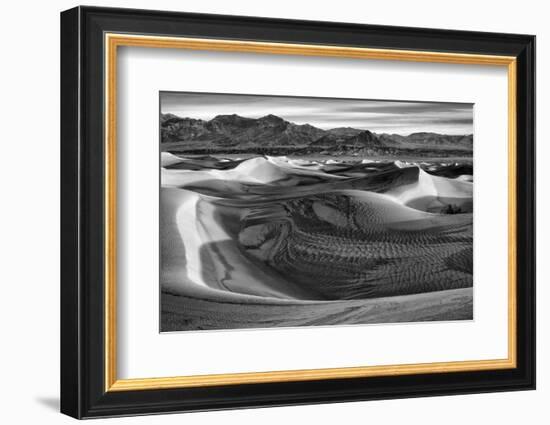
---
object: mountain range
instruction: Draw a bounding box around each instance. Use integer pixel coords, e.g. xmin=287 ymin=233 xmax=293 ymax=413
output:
xmin=161 ymin=113 xmax=473 ymax=155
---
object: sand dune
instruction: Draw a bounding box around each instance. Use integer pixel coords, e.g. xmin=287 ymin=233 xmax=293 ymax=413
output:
xmin=162 ymin=156 xmax=343 ymax=188
xmin=160 ymin=152 xmax=185 ymax=167
xmin=456 ymin=174 xmax=474 ymax=182
xmin=160 ymin=155 xmax=473 ymax=331
xmin=161 ymin=187 xmax=316 ymax=301
xmin=385 ymin=166 xmax=473 ymax=213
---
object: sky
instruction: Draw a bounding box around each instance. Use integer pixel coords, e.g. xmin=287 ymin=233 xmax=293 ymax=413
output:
xmin=161 ymin=92 xmax=473 ymax=136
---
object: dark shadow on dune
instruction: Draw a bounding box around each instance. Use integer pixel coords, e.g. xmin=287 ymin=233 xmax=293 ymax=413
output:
xmin=198 ymin=190 xmax=473 ymax=302
xmin=198 ymin=238 xmax=325 ymax=300
xmin=421 ymin=163 xmax=473 ymax=178
xmin=177 ymin=165 xmax=421 ymax=201
xmin=322 ymin=161 xmax=399 ymax=176
xmin=160 ymin=157 xmax=474 ymax=331
xmin=165 ymin=154 xmax=246 ymax=170
xmin=405 ymin=196 xmax=473 ymax=213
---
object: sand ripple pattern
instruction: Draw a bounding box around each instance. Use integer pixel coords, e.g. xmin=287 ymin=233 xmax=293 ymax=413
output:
xmin=160 ymin=154 xmax=473 ymax=330
xmin=240 ymin=192 xmax=472 ymax=300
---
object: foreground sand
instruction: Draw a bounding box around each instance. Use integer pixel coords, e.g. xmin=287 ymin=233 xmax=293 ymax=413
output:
xmin=160 ymin=154 xmax=473 ymax=331
xmin=161 ymin=288 xmax=472 ymax=331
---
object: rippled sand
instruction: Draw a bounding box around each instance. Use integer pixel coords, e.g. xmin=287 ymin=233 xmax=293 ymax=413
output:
xmin=160 ymin=153 xmax=473 ymax=331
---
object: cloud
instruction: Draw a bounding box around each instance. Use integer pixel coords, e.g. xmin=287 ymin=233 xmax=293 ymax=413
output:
xmin=161 ymin=91 xmax=473 ymax=135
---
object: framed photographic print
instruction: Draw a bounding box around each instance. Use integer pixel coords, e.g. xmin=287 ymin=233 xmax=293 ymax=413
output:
xmin=60 ymin=6 xmax=536 ymax=419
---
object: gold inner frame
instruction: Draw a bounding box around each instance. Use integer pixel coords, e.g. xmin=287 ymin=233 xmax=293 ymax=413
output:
xmin=104 ymin=33 xmax=518 ymax=392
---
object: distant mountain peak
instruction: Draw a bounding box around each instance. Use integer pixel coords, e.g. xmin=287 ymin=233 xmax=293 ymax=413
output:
xmin=358 ymin=129 xmax=374 ymax=136
xmin=159 ymin=112 xmax=473 ymax=155
xmin=212 ymin=113 xmax=248 ymax=121
xmin=259 ymin=114 xmax=287 ymax=124
xmin=343 ymin=130 xmax=383 ymax=147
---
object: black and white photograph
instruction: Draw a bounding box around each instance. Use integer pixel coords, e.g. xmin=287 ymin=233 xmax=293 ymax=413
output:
xmin=159 ymin=92 xmax=474 ymax=332
xmin=54 ymin=4 xmax=538 ymax=420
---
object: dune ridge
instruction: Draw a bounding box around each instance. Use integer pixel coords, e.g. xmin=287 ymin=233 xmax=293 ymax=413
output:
xmin=160 ymin=155 xmax=473 ymax=330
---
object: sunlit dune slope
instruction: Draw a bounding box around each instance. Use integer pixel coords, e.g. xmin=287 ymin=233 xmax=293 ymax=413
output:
xmin=161 ymin=156 xmax=473 ymax=309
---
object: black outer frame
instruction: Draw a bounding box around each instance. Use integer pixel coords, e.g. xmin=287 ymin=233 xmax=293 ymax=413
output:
xmin=60 ymin=6 xmax=536 ymax=419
